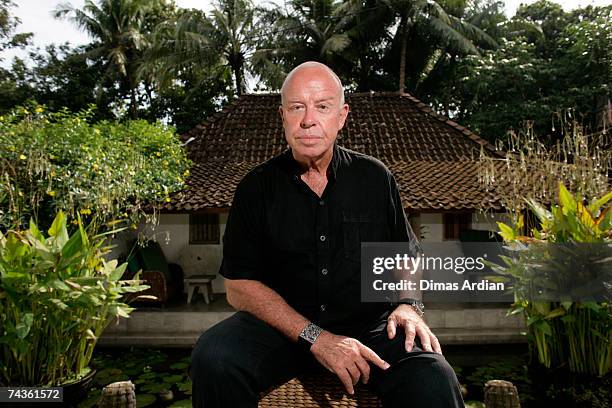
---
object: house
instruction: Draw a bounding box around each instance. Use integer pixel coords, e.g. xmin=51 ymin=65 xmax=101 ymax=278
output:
xmin=102 ymin=92 xmax=524 ymax=346
xmin=150 ymin=92 xmax=512 ymax=292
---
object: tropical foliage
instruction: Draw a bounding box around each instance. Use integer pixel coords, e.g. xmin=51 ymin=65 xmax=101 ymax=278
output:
xmin=53 ymin=0 xmax=173 ymax=118
xmin=491 ymin=183 xmax=612 ymax=375
xmin=0 ymin=211 xmax=149 ymax=386
xmin=0 ymin=105 xmax=190 ymax=231
xmin=449 ymin=2 xmax=611 ymax=141
xmin=0 ymin=0 xmax=608 ymax=141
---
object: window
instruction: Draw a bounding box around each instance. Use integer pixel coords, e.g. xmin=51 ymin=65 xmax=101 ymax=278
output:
xmin=443 ymin=212 xmax=472 ymax=240
xmin=189 ymin=214 xmax=220 ymax=244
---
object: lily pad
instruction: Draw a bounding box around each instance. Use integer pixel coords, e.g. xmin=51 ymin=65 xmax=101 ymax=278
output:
xmin=162 ymin=374 xmax=184 ymax=384
xmin=124 ymin=367 xmax=144 ymax=376
xmin=170 ymin=362 xmax=189 ymax=370
xmin=148 ymin=355 xmax=167 ymax=365
xmin=177 ymin=381 xmax=191 ymax=392
xmin=168 ymin=399 xmax=192 ymax=408
xmin=140 ymin=382 xmax=169 ymax=394
xmin=139 ymin=372 xmax=158 ymax=380
xmin=93 ymin=368 xmax=128 ymax=387
xmin=136 ymin=394 xmax=157 ymax=408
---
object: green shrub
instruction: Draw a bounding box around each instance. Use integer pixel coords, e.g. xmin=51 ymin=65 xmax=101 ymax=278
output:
xmin=493 ymin=183 xmax=612 ymax=375
xmin=0 ymin=104 xmax=191 ymax=230
xmin=0 ymin=211 xmax=148 ymax=386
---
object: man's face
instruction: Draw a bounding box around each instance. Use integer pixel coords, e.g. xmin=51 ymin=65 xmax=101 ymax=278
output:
xmin=279 ymin=67 xmax=349 ymax=162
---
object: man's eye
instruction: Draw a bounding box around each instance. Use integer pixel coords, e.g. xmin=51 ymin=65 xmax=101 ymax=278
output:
xmin=318 ymin=105 xmax=329 ymax=110
xmin=290 ymin=105 xmax=303 ymax=111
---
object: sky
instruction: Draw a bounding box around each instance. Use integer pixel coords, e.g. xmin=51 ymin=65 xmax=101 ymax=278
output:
xmin=1 ymin=0 xmax=610 ymax=67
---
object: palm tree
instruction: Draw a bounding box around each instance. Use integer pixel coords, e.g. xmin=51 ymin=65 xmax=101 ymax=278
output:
xmin=209 ymin=0 xmax=257 ymax=96
xmin=54 ymin=0 xmax=164 ymax=118
xmin=375 ymin=0 xmax=497 ymax=93
xmin=252 ymin=0 xmax=357 ymax=90
xmin=143 ymin=0 xmax=257 ymax=97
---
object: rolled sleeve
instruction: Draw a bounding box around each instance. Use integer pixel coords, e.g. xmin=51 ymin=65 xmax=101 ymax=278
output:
xmin=219 ymin=170 xmax=265 ymax=281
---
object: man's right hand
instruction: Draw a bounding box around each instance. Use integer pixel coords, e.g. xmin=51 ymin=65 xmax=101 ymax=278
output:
xmin=310 ymin=331 xmax=390 ymax=395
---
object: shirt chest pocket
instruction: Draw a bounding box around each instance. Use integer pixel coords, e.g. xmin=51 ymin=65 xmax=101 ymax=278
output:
xmin=342 ymin=211 xmax=386 ymax=263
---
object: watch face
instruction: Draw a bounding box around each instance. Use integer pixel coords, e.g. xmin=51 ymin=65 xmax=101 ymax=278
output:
xmin=402 ymin=300 xmax=424 ymax=315
xmin=300 ymin=323 xmax=322 ymax=343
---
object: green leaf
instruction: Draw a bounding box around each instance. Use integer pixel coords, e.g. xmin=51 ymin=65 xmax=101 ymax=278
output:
xmin=29 ymin=218 xmax=45 ymax=242
xmin=136 ymin=394 xmax=157 ymax=407
xmin=557 ymin=183 xmax=577 ymax=213
xmin=544 ymin=308 xmax=566 ymax=320
xmin=109 ymin=262 xmax=127 ymax=281
xmin=497 ymin=222 xmax=515 ymax=242
xmin=15 ymin=313 xmax=33 ymax=339
xmin=48 ymin=280 xmax=71 ymax=291
xmin=168 ymin=399 xmax=192 ymax=408
xmin=49 ymin=298 xmax=69 ymax=310
xmin=77 ymin=213 xmax=89 ymax=247
xmin=48 ymin=210 xmax=69 ymax=247
xmin=170 ymin=362 xmax=190 ymax=370
xmin=61 ymin=228 xmax=85 ymax=261
xmin=588 ymin=190 xmax=612 ymax=214
xmin=162 ymin=374 xmax=184 ymax=383
xmin=536 ymin=320 xmax=552 ymax=336
xmin=526 ymin=198 xmax=551 ymax=224
xmin=110 ymin=304 xmax=132 ymax=318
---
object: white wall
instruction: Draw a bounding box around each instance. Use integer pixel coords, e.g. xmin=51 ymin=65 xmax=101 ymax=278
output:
xmin=128 ymin=210 xmax=510 ymax=295
xmin=418 ymin=211 xmax=510 ymax=242
xmin=137 ymin=213 xmax=228 ymax=293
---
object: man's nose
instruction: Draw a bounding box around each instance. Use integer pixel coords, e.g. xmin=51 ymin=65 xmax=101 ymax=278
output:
xmin=300 ymin=107 xmax=316 ymax=128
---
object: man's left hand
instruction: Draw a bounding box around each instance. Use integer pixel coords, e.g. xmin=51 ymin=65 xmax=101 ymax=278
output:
xmin=387 ymin=304 xmax=442 ymax=354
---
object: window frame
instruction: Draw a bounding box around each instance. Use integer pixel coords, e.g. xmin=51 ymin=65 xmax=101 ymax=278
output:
xmin=442 ymin=212 xmax=472 ymax=241
xmin=189 ymin=213 xmax=220 ymax=245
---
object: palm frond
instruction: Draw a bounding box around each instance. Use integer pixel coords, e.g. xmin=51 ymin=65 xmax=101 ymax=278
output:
xmin=427 ymin=16 xmax=479 ymax=55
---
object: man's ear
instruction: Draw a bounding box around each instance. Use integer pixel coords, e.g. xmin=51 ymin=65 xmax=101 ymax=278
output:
xmin=278 ymin=105 xmax=284 ymax=121
xmin=338 ymin=104 xmax=349 ymax=129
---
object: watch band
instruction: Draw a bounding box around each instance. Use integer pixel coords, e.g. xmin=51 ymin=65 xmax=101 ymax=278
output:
xmin=298 ymin=322 xmax=323 ymax=350
xmin=395 ymin=298 xmax=425 ymax=317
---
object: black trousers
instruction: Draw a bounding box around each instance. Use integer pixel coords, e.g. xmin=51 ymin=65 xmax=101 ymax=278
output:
xmin=190 ymin=311 xmax=465 ymax=407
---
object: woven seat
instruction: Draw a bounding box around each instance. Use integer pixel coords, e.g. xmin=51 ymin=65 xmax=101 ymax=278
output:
xmin=259 ymin=371 xmax=382 ymax=408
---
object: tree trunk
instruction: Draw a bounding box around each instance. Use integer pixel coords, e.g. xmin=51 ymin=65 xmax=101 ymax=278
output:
xmin=234 ymin=65 xmax=243 ymax=96
xmin=398 ymin=17 xmax=407 ymax=94
xmin=129 ymin=86 xmax=138 ymax=119
xmin=126 ymin=70 xmax=138 ymax=119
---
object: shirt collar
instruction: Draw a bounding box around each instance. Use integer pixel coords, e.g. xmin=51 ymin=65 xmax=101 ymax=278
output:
xmin=283 ymin=142 xmax=341 ymax=182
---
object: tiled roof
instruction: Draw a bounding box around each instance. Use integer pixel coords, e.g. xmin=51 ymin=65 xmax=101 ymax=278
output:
xmin=166 ymin=92 xmax=508 ymax=212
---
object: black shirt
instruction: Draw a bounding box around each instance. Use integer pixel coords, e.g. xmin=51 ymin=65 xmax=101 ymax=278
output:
xmin=220 ymin=144 xmax=421 ymax=336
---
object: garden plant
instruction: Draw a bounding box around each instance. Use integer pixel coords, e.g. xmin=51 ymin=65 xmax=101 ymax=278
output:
xmin=479 ymin=120 xmax=611 ymax=377
xmin=0 ymin=105 xmax=190 ymax=388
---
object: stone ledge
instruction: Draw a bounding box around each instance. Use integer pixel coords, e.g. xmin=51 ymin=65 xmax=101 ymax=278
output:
xmin=100 ymin=307 xmax=527 ymax=347
xmin=99 ymin=327 xmax=526 ymax=347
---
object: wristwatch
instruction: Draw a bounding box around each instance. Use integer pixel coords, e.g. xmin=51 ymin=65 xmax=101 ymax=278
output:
xmin=298 ymin=322 xmax=323 ymax=350
xmin=395 ymin=298 xmax=425 ymax=317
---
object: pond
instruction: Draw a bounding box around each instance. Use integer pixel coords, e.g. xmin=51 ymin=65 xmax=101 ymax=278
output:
xmin=80 ymin=344 xmax=611 ymax=407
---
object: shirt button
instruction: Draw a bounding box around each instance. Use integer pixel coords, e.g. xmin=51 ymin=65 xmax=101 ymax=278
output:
xmin=320 ymin=304 xmax=327 ymax=312
xmin=321 ymin=268 xmax=328 ymax=275
xmin=319 ymin=235 xmax=326 ymax=242
xmin=319 ymin=200 xmax=325 ymax=206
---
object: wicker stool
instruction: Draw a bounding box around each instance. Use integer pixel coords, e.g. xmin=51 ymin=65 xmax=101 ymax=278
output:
xmin=259 ymin=371 xmax=382 ymax=408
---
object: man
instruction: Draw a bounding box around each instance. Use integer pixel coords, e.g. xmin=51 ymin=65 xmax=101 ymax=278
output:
xmin=190 ymin=61 xmax=464 ymax=407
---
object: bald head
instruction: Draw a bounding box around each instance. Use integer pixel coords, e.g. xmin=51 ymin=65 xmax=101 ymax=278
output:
xmin=280 ymin=61 xmax=345 ymax=105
